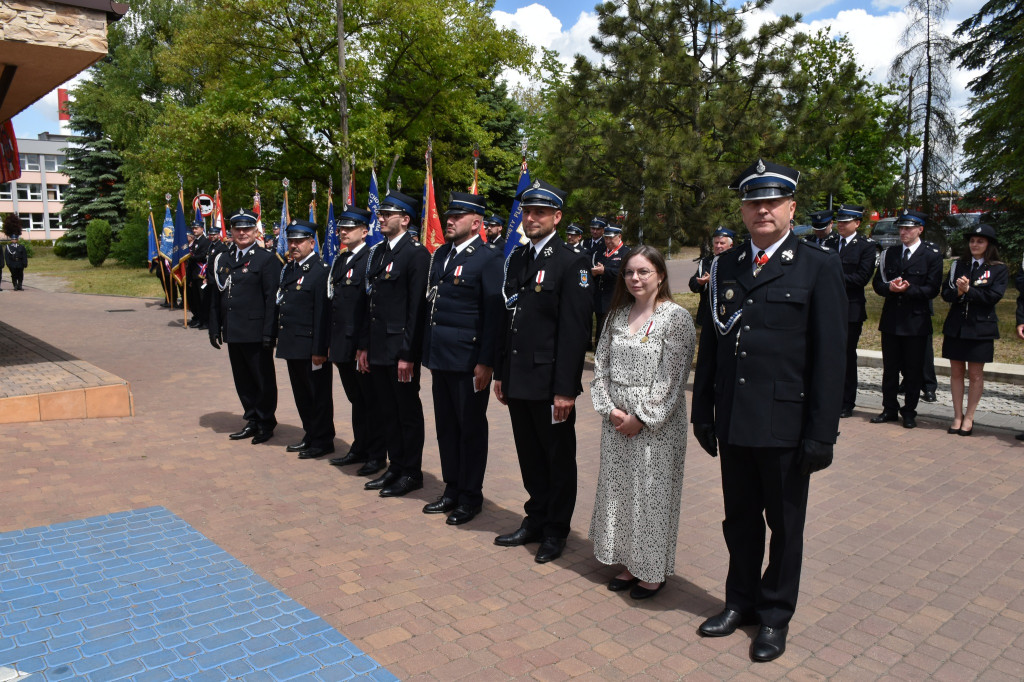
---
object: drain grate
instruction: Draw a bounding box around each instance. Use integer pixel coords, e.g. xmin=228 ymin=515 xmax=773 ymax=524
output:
xmin=105 ymin=309 xmax=135 ymax=313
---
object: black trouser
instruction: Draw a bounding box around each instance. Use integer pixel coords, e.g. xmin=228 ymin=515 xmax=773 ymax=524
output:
xmin=187 ymin=276 xmax=205 ymax=323
xmin=286 ymin=358 xmax=335 ymax=449
xmin=227 ymin=342 xmax=277 ymax=432
xmin=506 ymin=398 xmax=578 ymax=539
xmin=881 ymin=332 xmax=928 ymax=418
xmin=336 ymin=361 xmax=385 ymax=460
xmin=922 ymin=334 xmax=937 ymax=393
xmin=843 ymin=321 xmax=863 ymax=410
xmin=431 ymin=370 xmax=490 ymax=508
xmin=372 ymin=363 xmax=424 ymax=479
xmin=9 ymin=268 xmax=23 ymax=289
xmin=719 ymin=444 xmax=809 ymax=629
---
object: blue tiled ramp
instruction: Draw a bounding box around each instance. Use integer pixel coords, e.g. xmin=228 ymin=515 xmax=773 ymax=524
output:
xmin=0 ymin=507 xmax=396 ymax=681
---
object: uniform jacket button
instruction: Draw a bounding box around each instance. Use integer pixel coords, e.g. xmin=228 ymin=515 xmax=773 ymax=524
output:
xmin=512 ymin=350 xmax=518 ymax=355
xmin=738 ymin=378 xmax=746 ymax=385
xmin=743 ymin=325 xmax=750 ymax=331
xmin=785 ymin=292 xmax=791 ymax=298
xmin=745 ymin=299 xmax=753 ymax=305
xmin=739 ymin=351 xmax=747 ymax=358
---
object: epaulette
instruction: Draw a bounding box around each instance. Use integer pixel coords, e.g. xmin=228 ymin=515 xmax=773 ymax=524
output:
xmin=924 ymin=241 xmax=941 ymax=254
xmin=485 ymin=242 xmax=497 ymax=250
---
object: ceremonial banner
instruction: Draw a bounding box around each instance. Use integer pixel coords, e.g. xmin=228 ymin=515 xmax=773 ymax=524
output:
xmin=276 ymin=186 xmax=290 ymax=259
xmin=323 ymin=191 xmax=340 ymax=266
xmin=171 ymin=190 xmax=191 ymax=284
xmin=147 ymin=210 xmax=159 ymax=263
xmin=505 ymin=159 xmax=532 ymax=258
xmin=366 ymin=169 xmax=384 ymax=247
xmin=214 ymin=189 xmax=226 ymax=239
xmin=422 ymin=147 xmax=444 ymax=253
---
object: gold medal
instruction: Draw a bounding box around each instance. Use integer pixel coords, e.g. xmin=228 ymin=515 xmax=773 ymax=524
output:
xmin=296 ymin=285 xmax=301 ymax=290
xmin=385 ymin=273 xmax=391 ymax=279
xmin=454 ymin=278 xmax=460 ymax=285
xmin=535 ymin=284 xmax=542 ymax=292
xmin=641 ymin=336 xmax=649 ymax=343
xmin=719 ymin=304 xmax=726 ymax=316
xmin=345 ymin=279 xmax=352 ymax=285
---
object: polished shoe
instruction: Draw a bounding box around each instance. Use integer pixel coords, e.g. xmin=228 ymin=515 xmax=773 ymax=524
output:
xmin=197 ymin=323 xmax=208 ymax=330
xmin=297 ymin=446 xmax=333 ymax=459
xmin=902 ymin=416 xmax=917 ymax=429
xmin=1016 ymin=433 xmax=1024 ymax=441
xmin=947 ymin=426 xmax=961 ymax=435
xmin=698 ymin=609 xmax=756 ymax=637
xmin=839 ymin=408 xmax=853 ymax=418
xmin=286 ymin=440 xmax=309 ymax=453
xmin=356 ymin=459 xmax=386 ymax=476
xmin=329 ymin=450 xmax=368 ymax=466
xmin=251 ymin=430 xmax=274 ymax=444
xmin=629 ymin=582 xmax=665 ymax=600
xmin=364 ymin=471 xmax=399 ymax=491
xmin=870 ymin=412 xmax=899 ymax=424
xmin=607 ymin=576 xmax=639 ymax=592
xmin=379 ymin=476 xmax=423 ymax=498
xmin=534 ymin=537 xmax=566 ymax=563
xmin=494 ymin=527 xmax=543 ymax=547
xmin=921 ymin=390 xmax=937 ymax=403
xmin=422 ymin=496 xmax=457 ymax=514
xmin=750 ymin=625 xmax=788 ymax=662
xmin=188 ymin=319 xmax=201 ymax=328
xmin=958 ymin=426 xmax=974 ymax=436
xmin=229 ymin=424 xmax=258 ymax=440
xmin=446 ymin=505 xmax=481 ymax=525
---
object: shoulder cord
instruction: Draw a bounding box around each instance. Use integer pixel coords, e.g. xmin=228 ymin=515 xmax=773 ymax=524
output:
xmin=877 ymin=247 xmax=892 ymax=285
xmin=212 ymin=251 xmax=230 ymax=292
xmin=425 ymin=246 xmax=439 ymax=301
xmin=327 ymin=255 xmax=339 ymax=301
xmin=275 ymin=260 xmax=289 ymax=305
xmin=708 ymin=256 xmax=743 ymax=336
xmin=502 ymin=248 xmax=522 ymax=310
xmin=364 ymin=243 xmax=380 ymax=295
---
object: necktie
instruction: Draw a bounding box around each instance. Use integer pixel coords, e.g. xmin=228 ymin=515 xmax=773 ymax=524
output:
xmin=533 ymin=248 xmax=540 ymax=261
xmin=838 ymin=238 xmax=845 ymax=254
xmin=753 ymin=250 xmax=768 ymax=277
xmin=970 ymin=261 xmax=981 ymax=281
xmin=901 ymin=248 xmax=910 ymax=271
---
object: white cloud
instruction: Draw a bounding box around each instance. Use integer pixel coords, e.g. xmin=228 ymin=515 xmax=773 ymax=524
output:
xmin=491 ymin=4 xmax=600 ymax=89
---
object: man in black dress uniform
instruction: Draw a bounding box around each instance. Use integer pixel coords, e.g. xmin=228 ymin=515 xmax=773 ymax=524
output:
xmin=591 ymin=223 xmax=630 ymax=340
xmin=582 ymin=216 xmax=606 ymax=254
xmin=421 ymin=192 xmax=505 ymax=525
xmin=870 ymin=209 xmax=942 ymax=429
xmin=805 ymin=209 xmax=840 ymax=248
xmin=326 ymin=207 xmax=386 ymax=474
xmin=209 ymin=209 xmax=283 ymax=444
xmin=689 ymin=226 xmax=736 ymax=327
xmin=832 ymin=204 xmax=876 ymax=417
xmin=485 ymin=214 xmax=506 ymax=251
xmin=276 ymin=219 xmax=334 ymax=460
xmin=187 ymin=219 xmax=211 ymax=328
xmin=357 ymin=190 xmax=431 ymax=497
xmin=493 ymin=180 xmax=593 ymax=563
xmin=564 ymin=223 xmax=584 ymax=249
xmin=691 ymin=159 xmax=847 ymax=662
xmin=5 ymin=233 xmax=28 ymax=291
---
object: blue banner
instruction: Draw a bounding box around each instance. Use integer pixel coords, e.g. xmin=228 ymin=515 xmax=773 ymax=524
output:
xmin=276 ymin=192 xmax=289 ymax=259
xmin=366 ymin=169 xmax=383 ymax=247
xmin=323 ymin=194 xmax=340 ymax=266
xmin=147 ymin=211 xmax=159 ymax=262
xmin=159 ymin=205 xmax=174 ymax=261
xmin=504 ymin=164 xmax=532 ymax=258
xmin=172 ymin=191 xmax=191 ymax=282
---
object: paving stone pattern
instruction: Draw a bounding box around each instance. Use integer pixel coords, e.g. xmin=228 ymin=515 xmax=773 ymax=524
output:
xmin=1 ymin=289 xmax=1024 ymax=679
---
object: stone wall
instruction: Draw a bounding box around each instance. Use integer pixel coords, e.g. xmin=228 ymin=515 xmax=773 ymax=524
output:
xmin=0 ymin=0 xmax=108 ymax=53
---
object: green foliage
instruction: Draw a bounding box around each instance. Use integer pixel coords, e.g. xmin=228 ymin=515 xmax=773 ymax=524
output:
xmin=86 ymin=219 xmax=113 ymax=267
xmin=110 ymin=217 xmax=151 ymax=267
xmin=53 ymin=235 xmax=78 ymax=259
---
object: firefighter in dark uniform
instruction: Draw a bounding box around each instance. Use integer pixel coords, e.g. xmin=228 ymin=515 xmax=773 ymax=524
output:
xmin=357 ymin=190 xmax=431 ymax=497
xmin=832 ymin=204 xmax=875 ymax=417
xmin=204 ymin=222 xmax=228 ymax=324
xmin=805 ymin=209 xmax=840 ymax=248
xmin=209 ymin=209 xmax=283 ymax=444
xmin=276 ymin=219 xmax=334 ymax=459
xmin=493 ymin=180 xmax=593 ymax=564
xmin=485 ymin=213 xmax=506 ymax=251
xmin=565 ymin=223 xmax=584 ymax=249
xmin=583 ymin=216 xmax=606 ymax=254
xmin=5 ymin=233 xmax=28 ymax=291
xmin=326 ymin=207 xmax=386 ymax=474
xmin=421 ymin=192 xmax=505 ymax=525
xmin=592 ymin=223 xmax=630 ymax=340
xmin=870 ymin=209 xmax=942 ymax=429
xmin=691 ymin=159 xmax=847 ymax=662
xmin=689 ymin=227 xmax=736 ymax=327
xmin=188 ymin=219 xmax=211 ymax=328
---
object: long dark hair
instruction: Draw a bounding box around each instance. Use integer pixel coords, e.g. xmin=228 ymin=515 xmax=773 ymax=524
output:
xmin=607 ymin=245 xmax=673 ymax=313
xmin=960 ymin=236 xmax=1001 ymax=265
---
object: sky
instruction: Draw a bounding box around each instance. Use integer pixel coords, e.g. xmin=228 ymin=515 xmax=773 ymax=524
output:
xmin=12 ymin=0 xmax=986 ymax=141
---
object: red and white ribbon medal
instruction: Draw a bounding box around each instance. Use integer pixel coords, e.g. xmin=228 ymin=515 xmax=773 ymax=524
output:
xmin=345 ymin=268 xmax=353 ymax=284
xmin=535 ymin=270 xmax=545 ymax=292
xmin=641 ymin=319 xmax=655 ymax=343
xmin=453 ymin=265 xmax=463 ymax=284
xmin=385 ymin=262 xmax=394 ymax=279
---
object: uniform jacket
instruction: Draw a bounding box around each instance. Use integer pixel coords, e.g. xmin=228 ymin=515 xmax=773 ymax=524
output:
xmin=495 ymin=236 xmax=593 ymax=400
xmin=188 ymin=235 xmax=210 ymax=277
xmin=490 ymin=235 xmax=506 ymax=251
xmin=835 ymin=233 xmax=876 ymax=323
xmin=422 ymin=239 xmax=504 ymax=373
xmin=688 ymin=255 xmax=714 ymax=327
xmin=360 ymin=232 xmax=430 ymax=366
xmin=804 ymin=231 xmax=840 ymax=249
xmin=871 ymin=241 xmax=942 ymax=336
xmin=275 ymin=253 xmax=331 ymax=360
xmin=327 ymin=245 xmax=370 ymax=364
xmin=209 ymin=245 xmax=283 ymax=343
xmin=940 ymin=258 xmax=1008 ymax=340
xmin=5 ymin=243 xmax=27 ymax=269
xmin=593 ymin=242 xmax=630 ymax=316
xmin=691 ymin=231 xmax=847 ymax=447
xmin=582 ymin=237 xmax=602 ymax=255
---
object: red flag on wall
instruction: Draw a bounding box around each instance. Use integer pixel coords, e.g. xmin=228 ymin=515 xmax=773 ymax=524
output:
xmin=57 ymin=89 xmax=71 ymax=121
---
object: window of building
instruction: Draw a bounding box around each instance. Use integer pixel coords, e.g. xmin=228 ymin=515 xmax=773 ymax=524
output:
xmin=20 ymin=154 xmax=40 ymax=172
xmin=44 ymin=155 xmax=57 ymax=172
xmin=0 ymin=183 xmax=11 ymax=201
xmin=49 ymin=214 xmax=63 ymax=231
xmin=27 ymin=214 xmax=45 ymax=230
xmin=16 ymin=184 xmax=43 ymax=201
xmin=46 ymin=184 xmax=65 ymax=201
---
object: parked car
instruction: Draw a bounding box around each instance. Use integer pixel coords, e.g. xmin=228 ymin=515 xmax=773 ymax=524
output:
xmin=869 ymin=217 xmax=900 ymax=264
xmin=792 ymin=224 xmax=814 ymax=239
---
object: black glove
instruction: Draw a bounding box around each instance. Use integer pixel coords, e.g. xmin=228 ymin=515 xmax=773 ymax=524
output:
xmin=798 ymin=439 xmax=833 ymax=475
xmin=262 ymin=336 xmax=276 ymax=350
xmin=209 ymin=332 xmax=222 ymax=350
xmin=693 ymin=423 xmax=717 ymax=458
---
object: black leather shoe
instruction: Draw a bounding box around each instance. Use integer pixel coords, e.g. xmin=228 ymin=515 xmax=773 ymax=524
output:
xmin=750 ymin=625 xmax=788 ymax=662
xmin=379 ymin=476 xmax=423 ymax=498
xmin=357 ymin=459 xmax=386 ymax=476
xmin=329 ymin=450 xmax=368 ymax=466
xmin=251 ymin=430 xmax=274 ymax=444
xmin=188 ymin=319 xmax=201 ymax=328
xmin=494 ymin=527 xmax=543 ymax=547
xmin=446 ymin=505 xmax=481 ymax=525
xmin=870 ymin=412 xmax=899 ymax=424
xmin=534 ymin=537 xmax=566 ymax=563
xmin=698 ymin=609 xmax=756 ymax=637
xmin=286 ymin=440 xmax=309 ymax=453
xmin=229 ymin=424 xmax=257 ymax=440
xmin=921 ymin=391 xmax=937 ymax=403
xmin=1015 ymin=433 xmax=1024 ymax=441
xmin=839 ymin=408 xmax=853 ymax=418
xmin=607 ymin=577 xmax=639 ymax=592
xmin=364 ymin=471 xmax=399 ymax=491
xmin=423 ymin=496 xmax=457 ymax=514
xmin=297 ymin=446 xmax=334 ymax=459
xmin=902 ymin=416 xmax=917 ymax=429
xmin=629 ymin=582 xmax=665 ymax=600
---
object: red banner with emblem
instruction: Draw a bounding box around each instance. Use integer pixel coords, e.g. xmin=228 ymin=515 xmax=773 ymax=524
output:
xmin=0 ymin=120 xmax=20 ymax=183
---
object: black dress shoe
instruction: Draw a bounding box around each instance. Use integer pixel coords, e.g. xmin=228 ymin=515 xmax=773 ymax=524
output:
xmin=446 ymin=505 xmax=481 ymax=525
xmin=629 ymin=582 xmax=665 ymax=600
xmin=197 ymin=324 xmax=208 ymax=330
xmin=750 ymin=625 xmax=788 ymax=662
xmin=1015 ymin=433 xmax=1024 ymax=441
xmin=902 ymin=416 xmax=917 ymax=429
xmin=870 ymin=412 xmax=899 ymax=424
xmin=286 ymin=440 xmax=309 ymax=453
xmin=534 ymin=537 xmax=566 ymax=563
xmin=229 ymin=424 xmax=258 ymax=440
xmin=423 ymin=496 xmax=457 ymax=514
xmin=494 ymin=527 xmax=543 ymax=547
xmin=698 ymin=609 xmax=756 ymax=637
xmin=958 ymin=426 xmax=973 ymax=436
xmin=839 ymin=408 xmax=853 ymax=418
xmin=607 ymin=576 xmax=639 ymax=592
xmin=297 ymin=446 xmax=333 ymax=459
xmin=329 ymin=450 xmax=368 ymax=466
xmin=357 ymin=459 xmax=386 ymax=476
xmin=921 ymin=391 xmax=937 ymax=403
xmin=251 ymin=430 xmax=274 ymax=444
xmin=379 ymin=476 xmax=423 ymax=498
xmin=364 ymin=471 xmax=399 ymax=491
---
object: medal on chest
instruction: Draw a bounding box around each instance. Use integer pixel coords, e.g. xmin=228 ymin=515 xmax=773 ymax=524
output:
xmin=385 ymin=262 xmax=394 ymax=279
xmin=296 ymin=275 xmax=304 ymax=291
xmin=346 ymin=268 xmax=353 ymax=285
xmin=641 ymin=319 xmax=655 ymax=343
xmin=535 ymin=270 xmax=545 ymax=293
xmin=453 ymin=265 xmax=463 ymax=285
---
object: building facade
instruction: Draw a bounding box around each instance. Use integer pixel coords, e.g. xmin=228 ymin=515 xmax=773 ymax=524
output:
xmin=0 ymin=133 xmax=68 ymax=240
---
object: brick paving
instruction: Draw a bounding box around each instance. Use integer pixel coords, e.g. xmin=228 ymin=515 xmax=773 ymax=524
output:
xmin=2 ymin=289 xmax=1024 ymax=680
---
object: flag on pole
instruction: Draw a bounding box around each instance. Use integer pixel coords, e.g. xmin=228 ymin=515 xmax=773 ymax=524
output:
xmin=147 ymin=209 xmax=159 ymax=263
xmin=171 ymin=189 xmax=191 ymax=284
xmin=276 ymin=181 xmax=290 ymax=259
xmin=159 ymin=201 xmax=174 ymax=264
xmin=323 ymin=190 xmax=340 ymax=266
xmin=366 ymin=168 xmax=384 ymax=247
xmin=309 ymin=187 xmax=321 ymax=254
xmin=214 ymin=188 xmax=226 ymax=239
xmin=504 ymin=158 xmax=532 ymax=258
xmin=193 ymin=199 xmax=203 ymax=231
xmin=422 ymin=143 xmax=444 ymax=253
xmin=254 ymin=192 xmax=263 ymax=232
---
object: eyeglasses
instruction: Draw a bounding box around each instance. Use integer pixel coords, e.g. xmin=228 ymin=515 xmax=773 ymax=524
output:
xmin=623 ymin=268 xmax=656 ymax=280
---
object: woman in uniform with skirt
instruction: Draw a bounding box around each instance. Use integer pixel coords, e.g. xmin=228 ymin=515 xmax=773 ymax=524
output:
xmin=940 ymin=223 xmax=1008 ymax=436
